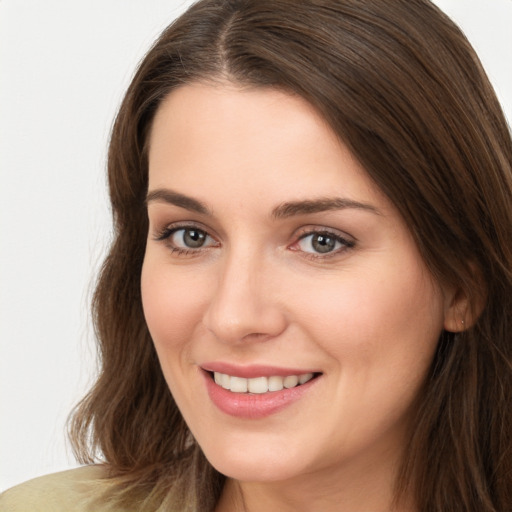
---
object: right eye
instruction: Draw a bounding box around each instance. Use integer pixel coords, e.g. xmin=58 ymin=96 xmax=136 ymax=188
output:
xmin=155 ymin=225 xmax=219 ymax=254
xmin=169 ymin=227 xmax=212 ymax=249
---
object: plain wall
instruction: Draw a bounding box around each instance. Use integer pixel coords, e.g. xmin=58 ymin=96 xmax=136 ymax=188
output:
xmin=1 ymin=0 xmax=511 ymax=491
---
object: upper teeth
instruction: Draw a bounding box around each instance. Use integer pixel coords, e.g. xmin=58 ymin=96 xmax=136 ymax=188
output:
xmin=213 ymin=372 xmax=314 ymax=393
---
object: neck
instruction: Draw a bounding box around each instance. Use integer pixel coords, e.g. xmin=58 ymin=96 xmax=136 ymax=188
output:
xmin=215 ymin=448 xmax=416 ymax=512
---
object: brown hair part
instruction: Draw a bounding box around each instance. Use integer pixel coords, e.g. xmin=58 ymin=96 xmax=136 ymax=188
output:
xmin=69 ymin=1 xmax=512 ymax=510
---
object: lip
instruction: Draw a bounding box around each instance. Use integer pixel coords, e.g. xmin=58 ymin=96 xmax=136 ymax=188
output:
xmin=200 ymin=366 xmax=320 ymax=419
xmin=201 ymin=361 xmax=319 ymax=378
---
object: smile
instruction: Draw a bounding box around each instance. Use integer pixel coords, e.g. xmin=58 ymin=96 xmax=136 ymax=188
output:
xmin=213 ymin=372 xmax=315 ymax=394
xmin=202 ymin=368 xmax=321 ymax=419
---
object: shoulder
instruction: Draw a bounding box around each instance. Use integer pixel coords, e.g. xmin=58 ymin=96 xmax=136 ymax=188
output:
xmin=0 ymin=465 xmax=109 ymax=512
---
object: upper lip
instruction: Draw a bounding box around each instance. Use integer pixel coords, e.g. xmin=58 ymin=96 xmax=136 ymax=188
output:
xmin=200 ymin=362 xmax=320 ymax=378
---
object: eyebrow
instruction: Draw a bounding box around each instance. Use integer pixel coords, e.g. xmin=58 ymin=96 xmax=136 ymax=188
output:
xmin=271 ymin=197 xmax=381 ymax=219
xmin=146 ymin=188 xmax=380 ymax=218
xmin=146 ymin=188 xmax=211 ymax=215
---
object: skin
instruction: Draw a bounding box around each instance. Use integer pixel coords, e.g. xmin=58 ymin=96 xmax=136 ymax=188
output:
xmin=141 ymin=83 xmax=464 ymax=512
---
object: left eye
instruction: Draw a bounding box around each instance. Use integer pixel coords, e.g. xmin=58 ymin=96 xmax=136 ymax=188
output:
xmin=169 ymin=228 xmax=215 ymax=249
xmin=296 ymin=232 xmax=349 ymax=254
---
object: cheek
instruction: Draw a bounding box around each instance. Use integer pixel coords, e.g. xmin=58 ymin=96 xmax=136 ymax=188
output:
xmin=296 ymin=265 xmax=444 ymax=445
xmin=294 ymin=258 xmax=444 ymax=381
xmin=140 ymin=257 xmax=208 ymax=357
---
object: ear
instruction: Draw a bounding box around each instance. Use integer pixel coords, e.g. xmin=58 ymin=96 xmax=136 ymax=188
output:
xmin=442 ymin=276 xmax=486 ymax=333
xmin=443 ymin=287 xmax=470 ymax=333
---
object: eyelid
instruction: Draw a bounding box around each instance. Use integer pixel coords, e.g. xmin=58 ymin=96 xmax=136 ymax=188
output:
xmin=294 ymin=225 xmax=356 ymax=243
xmin=152 ymin=220 xmax=216 ymax=241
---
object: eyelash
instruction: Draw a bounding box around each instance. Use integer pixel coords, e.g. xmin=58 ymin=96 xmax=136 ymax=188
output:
xmin=153 ymin=224 xmax=355 ymax=259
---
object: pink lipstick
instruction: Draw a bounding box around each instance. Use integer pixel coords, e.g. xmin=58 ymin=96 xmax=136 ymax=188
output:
xmin=200 ymin=363 xmax=320 ymax=419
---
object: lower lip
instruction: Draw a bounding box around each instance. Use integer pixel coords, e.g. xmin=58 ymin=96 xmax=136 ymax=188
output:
xmin=202 ymin=371 xmax=319 ymax=419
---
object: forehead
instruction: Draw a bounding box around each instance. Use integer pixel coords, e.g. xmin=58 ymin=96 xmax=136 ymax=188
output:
xmin=149 ymin=82 xmax=340 ymax=165
xmin=147 ymin=83 xmax=389 ymax=217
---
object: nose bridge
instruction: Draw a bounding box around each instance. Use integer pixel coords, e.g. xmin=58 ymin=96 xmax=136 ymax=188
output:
xmin=203 ymin=244 xmax=286 ymax=343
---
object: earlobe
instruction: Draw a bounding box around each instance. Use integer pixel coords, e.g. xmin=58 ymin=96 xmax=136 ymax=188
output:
xmin=443 ymin=313 xmax=466 ymax=333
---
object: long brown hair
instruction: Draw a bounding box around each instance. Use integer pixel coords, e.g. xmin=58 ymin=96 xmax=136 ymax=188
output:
xmin=70 ymin=1 xmax=512 ymax=510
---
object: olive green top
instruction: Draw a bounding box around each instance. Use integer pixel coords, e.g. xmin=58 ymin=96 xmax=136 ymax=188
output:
xmin=0 ymin=466 xmax=108 ymax=512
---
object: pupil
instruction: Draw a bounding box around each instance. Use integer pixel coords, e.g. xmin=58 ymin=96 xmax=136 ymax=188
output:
xmin=312 ymin=234 xmax=335 ymax=253
xmin=184 ymin=229 xmax=206 ymax=248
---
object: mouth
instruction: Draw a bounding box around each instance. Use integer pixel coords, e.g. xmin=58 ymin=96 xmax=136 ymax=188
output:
xmin=200 ymin=363 xmax=322 ymax=418
xmin=209 ymin=371 xmax=320 ymax=394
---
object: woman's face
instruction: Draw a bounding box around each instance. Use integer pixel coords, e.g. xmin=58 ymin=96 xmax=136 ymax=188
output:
xmin=142 ymin=83 xmax=457 ymax=485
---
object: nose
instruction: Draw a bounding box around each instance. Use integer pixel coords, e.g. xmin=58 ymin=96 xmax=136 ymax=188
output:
xmin=202 ymin=250 xmax=287 ymax=344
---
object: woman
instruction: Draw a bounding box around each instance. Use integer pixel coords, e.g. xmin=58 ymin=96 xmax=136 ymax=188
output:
xmin=2 ymin=0 xmax=511 ymax=510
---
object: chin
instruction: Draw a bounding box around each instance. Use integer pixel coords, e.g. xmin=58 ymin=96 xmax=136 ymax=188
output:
xmin=202 ymin=442 xmax=309 ymax=483
xmin=212 ymin=459 xmax=300 ymax=483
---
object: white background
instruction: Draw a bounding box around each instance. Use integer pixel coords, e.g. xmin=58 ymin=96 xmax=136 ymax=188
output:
xmin=1 ymin=0 xmax=511 ymax=491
